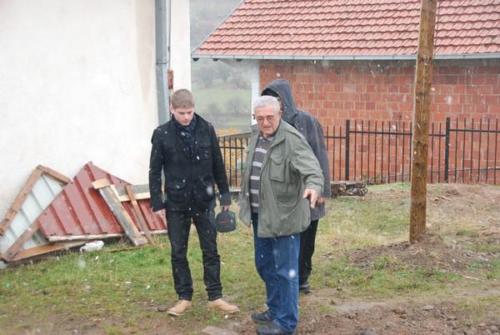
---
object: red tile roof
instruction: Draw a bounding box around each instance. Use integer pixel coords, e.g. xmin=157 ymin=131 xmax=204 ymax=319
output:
xmin=193 ymin=0 xmax=500 ymax=59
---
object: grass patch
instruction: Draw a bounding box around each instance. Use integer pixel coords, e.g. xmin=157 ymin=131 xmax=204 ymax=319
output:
xmin=0 ymin=183 xmax=498 ymax=334
xmin=321 ymin=183 xmax=411 ymax=250
xmin=456 ymin=295 xmax=500 ymax=326
xmin=318 ymin=256 xmax=460 ymax=298
xmin=469 ymin=241 xmax=500 ymax=254
xmin=0 ymin=231 xmax=261 ymax=333
xmin=486 ymin=258 xmax=500 ymax=280
xmin=456 ymin=229 xmax=480 ymax=238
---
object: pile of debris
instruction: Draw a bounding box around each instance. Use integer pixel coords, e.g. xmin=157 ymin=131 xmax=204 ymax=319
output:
xmin=0 ymin=162 xmax=165 ymax=267
xmin=331 ymin=181 xmax=368 ymax=197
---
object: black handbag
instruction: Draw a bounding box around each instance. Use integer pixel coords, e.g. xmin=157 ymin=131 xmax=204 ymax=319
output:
xmin=215 ymin=210 xmax=236 ymax=233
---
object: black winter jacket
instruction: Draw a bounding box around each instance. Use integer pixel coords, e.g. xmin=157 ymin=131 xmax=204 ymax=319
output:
xmin=262 ymin=79 xmax=331 ymax=220
xmin=149 ymin=114 xmax=231 ymax=212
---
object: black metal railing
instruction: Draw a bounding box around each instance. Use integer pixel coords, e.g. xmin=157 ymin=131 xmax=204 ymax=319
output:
xmin=218 ymin=132 xmax=251 ymax=189
xmin=218 ymin=118 xmax=500 ymax=187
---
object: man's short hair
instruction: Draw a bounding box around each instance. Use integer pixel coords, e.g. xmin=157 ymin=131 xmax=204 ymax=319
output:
xmin=171 ymin=89 xmax=195 ymax=109
xmin=253 ymin=95 xmax=280 ymax=113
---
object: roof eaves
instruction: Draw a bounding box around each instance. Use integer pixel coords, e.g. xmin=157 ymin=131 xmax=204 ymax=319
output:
xmin=434 ymin=52 xmax=500 ymax=60
xmin=192 ymin=52 xmax=500 ymax=61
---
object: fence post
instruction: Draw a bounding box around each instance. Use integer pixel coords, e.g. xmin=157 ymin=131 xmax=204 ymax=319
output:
xmin=345 ymin=120 xmax=350 ymax=180
xmin=444 ymin=117 xmax=450 ymax=182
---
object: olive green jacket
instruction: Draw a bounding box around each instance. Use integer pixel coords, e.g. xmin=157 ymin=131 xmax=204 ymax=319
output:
xmin=238 ymin=121 xmax=324 ymax=237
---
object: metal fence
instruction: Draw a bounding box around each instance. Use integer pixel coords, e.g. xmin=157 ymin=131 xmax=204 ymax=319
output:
xmin=218 ymin=117 xmax=500 ymax=187
xmin=218 ymin=132 xmax=251 ymax=189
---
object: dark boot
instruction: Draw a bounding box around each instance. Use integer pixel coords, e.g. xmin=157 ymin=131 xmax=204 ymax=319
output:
xmin=299 ymin=281 xmax=311 ymax=294
xmin=251 ymin=310 xmax=273 ymax=324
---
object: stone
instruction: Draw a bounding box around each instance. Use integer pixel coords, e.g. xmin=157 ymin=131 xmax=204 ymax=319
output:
xmin=422 ymin=305 xmax=435 ymax=311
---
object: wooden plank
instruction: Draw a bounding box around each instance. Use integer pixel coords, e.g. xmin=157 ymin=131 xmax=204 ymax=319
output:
xmin=410 ymin=0 xmax=438 ymax=243
xmin=47 ymin=233 xmax=123 ymax=242
xmin=92 ymin=180 xmax=147 ymax=246
xmin=92 ymin=178 xmax=111 ymax=190
xmin=46 ymin=230 xmax=167 ymax=242
xmin=116 ymin=184 xmax=151 ymax=202
xmin=36 ymin=165 xmax=72 ymax=184
xmin=125 ymin=185 xmax=154 ymax=244
xmin=0 ymin=168 xmax=43 ymax=235
xmin=10 ymin=242 xmax=85 ymax=262
xmin=2 ymin=221 xmax=41 ymax=261
xmin=117 ymin=192 xmax=151 ymax=202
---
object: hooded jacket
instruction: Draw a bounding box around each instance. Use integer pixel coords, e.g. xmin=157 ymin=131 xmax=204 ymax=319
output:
xmin=262 ymin=79 xmax=331 ymax=220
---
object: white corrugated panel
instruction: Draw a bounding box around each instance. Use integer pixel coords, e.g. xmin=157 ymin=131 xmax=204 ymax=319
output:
xmin=0 ymin=174 xmax=65 ymax=256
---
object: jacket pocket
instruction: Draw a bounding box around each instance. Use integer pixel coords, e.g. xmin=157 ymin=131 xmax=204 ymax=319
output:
xmin=197 ymin=145 xmax=211 ymax=161
xmin=269 ymin=154 xmax=285 ymax=182
xmin=269 ymin=156 xmax=297 ymax=205
xmin=195 ymin=175 xmax=216 ymax=202
xmin=166 ymin=178 xmax=188 ymax=203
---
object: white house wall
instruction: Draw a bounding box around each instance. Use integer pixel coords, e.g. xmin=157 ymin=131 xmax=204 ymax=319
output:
xmin=170 ymin=0 xmax=191 ymax=90
xmin=0 ymin=0 xmax=163 ymax=220
xmin=249 ymin=61 xmax=260 ymax=126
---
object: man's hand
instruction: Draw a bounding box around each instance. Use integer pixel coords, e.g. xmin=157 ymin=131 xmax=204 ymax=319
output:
xmin=154 ymin=209 xmax=166 ymax=220
xmin=303 ymin=189 xmax=319 ymax=208
xmin=222 ymin=205 xmax=230 ymax=211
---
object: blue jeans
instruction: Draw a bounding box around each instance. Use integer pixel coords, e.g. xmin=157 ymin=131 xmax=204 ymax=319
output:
xmin=252 ymin=213 xmax=300 ymax=333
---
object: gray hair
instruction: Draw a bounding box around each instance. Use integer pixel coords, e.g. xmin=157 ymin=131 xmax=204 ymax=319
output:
xmin=253 ymin=95 xmax=280 ymax=114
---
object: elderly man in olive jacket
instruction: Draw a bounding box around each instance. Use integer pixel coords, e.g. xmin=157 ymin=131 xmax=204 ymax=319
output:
xmin=239 ymin=95 xmax=323 ymax=335
xmin=262 ymin=79 xmax=332 ymax=294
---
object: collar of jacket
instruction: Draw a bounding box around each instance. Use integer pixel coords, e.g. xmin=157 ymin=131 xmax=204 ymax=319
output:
xmin=173 ymin=113 xmax=198 ymax=133
xmin=249 ymin=120 xmax=290 ymax=154
xmin=267 ymin=120 xmax=287 ymax=149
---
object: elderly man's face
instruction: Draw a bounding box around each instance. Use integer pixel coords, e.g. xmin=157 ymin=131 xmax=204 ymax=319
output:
xmin=254 ymin=105 xmax=281 ymax=138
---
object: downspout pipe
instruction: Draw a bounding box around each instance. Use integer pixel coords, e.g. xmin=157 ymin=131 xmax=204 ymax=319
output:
xmin=155 ymin=0 xmax=171 ymax=125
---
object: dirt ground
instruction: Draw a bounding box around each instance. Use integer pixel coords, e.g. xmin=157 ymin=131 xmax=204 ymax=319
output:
xmin=232 ymin=237 xmax=499 ymax=335
xmin=228 ymin=184 xmax=500 ymax=335
xmin=4 ymin=184 xmax=499 ymax=335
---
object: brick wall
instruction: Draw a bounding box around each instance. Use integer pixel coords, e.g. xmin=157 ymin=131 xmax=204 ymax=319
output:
xmin=260 ymin=59 xmax=500 ymax=125
xmin=259 ymin=59 xmax=500 ymax=184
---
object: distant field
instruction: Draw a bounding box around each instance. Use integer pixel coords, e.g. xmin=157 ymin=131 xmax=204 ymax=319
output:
xmin=193 ymin=86 xmax=251 ymax=107
xmin=193 ymin=86 xmax=251 ymax=132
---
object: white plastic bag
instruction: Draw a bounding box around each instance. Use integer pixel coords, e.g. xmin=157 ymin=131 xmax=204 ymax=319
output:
xmin=80 ymin=240 xmax=104 ymax=253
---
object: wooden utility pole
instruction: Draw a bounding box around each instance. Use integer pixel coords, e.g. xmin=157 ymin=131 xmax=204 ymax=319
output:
xmin=410 ymin=0 xmax=438 ymax=243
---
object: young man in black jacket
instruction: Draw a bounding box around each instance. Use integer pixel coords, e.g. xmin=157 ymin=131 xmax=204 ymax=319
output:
xmin=149 ymin=89 xmax=239 ymax=316
xmin=262 ymin=80 xmax=332 ymax=294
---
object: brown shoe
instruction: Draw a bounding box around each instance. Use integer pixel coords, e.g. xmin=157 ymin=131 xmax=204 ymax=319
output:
xmin=167 ymin=299 xmax=192 ymax=316
xmin=207 ymin=298 xmax=240 ymax=314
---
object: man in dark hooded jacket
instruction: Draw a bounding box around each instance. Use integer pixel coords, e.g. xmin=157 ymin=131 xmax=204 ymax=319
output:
xmin=262 ymin=79 xmax=331 ymax=294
